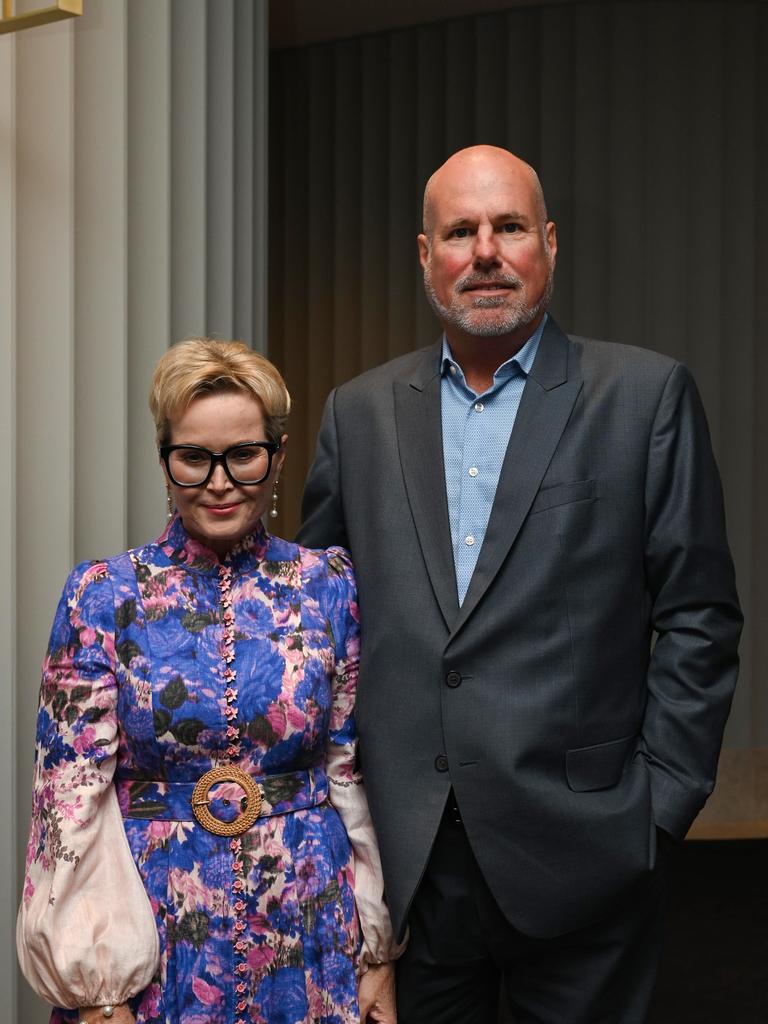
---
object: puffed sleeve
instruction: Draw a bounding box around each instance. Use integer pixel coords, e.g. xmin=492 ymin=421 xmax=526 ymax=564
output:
xmin=16 ymin=560 xmax=159 ymax=1010
xmin=322 ymin=548 xmax=407 ymax=973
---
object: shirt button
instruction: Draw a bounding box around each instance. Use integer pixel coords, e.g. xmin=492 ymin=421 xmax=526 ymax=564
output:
xmin=434 ymin=754 xmax=449 ymax=772
xmin=465 ymin=535 xmax=475 ymax=546
xmin=446 ymin=670 xmax=462 ymax=688
xmin=468 ymin=467 xmax=478 ymax=477
xmin=450 ymin=365 xmax=457 ymax=375
xmin=474 ymin=402 xmax=484 ymax=412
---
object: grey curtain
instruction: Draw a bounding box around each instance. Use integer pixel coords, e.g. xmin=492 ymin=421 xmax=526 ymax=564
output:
xmin=268 ymin=1 xmax=768 ymax=829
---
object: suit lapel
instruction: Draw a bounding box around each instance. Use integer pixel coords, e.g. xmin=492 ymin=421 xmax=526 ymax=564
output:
xmin=450 ymin=322 xmax=583 ymax=638
xmin=394 ymin=346 xmax=459 ymax=630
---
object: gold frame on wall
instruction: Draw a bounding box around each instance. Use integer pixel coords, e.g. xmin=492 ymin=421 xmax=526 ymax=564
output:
xmin=0 ymin=0 xmax=82 ymax=35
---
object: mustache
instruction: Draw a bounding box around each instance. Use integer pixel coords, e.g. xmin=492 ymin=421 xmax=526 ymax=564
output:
xmin=457 ymin=272 xmax=523 ymax=292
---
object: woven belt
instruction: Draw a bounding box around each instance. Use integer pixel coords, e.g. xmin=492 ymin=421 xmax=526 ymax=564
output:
xmin=116 ymin=765 xmax=327 ymax=837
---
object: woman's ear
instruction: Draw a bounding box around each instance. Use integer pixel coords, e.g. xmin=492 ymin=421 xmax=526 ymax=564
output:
xmin=276 ymin=434 xmax=288 ymax=476
xmin=159 ymin=451 xmax=172 ymax=487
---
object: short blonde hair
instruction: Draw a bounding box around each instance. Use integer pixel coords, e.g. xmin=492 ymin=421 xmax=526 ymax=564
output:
xmin=149 ymin=337 xmax=291 ymax=445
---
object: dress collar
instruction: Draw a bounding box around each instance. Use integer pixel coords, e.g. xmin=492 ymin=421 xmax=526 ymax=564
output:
xmin=157 ymin=513 xmax=270 ymax=574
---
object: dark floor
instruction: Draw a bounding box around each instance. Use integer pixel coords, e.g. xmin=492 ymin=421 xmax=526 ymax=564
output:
xmin=647 ymin=839 xmax=767 ymax=1024
xmin=496 ymin=839 xmax=768 ymax=1023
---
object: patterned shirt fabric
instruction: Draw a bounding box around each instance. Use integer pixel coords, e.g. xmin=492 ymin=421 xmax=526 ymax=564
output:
xmin=441 ymin=315 xmax=547 ymax=604
xmin=19 ymin=515 xmax=370 ymax=1024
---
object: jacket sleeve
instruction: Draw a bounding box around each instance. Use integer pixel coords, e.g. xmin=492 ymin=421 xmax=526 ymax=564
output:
xmin=297 ymin=389 xmax=349 ymax=550
xmin=16 ymin=561 xmax=159 ymax=1010
xmin=322 ymin=548 xmax=407 ymax=972
xmin=640 ymin=363 xmax=743 ymax=839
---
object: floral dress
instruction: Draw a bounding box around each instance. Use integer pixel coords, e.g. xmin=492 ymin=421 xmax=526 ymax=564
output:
xmin=18 ymin=516 xmax=398 ymax=1024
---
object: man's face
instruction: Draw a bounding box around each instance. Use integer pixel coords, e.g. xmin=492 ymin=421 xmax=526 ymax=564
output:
xmin=418 ymin=154 xmax=557 ymax=339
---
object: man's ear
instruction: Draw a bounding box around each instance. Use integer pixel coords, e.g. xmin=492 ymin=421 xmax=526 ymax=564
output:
xmin=545 ymin=220 xmax=558 ymax=269
xmin=417 ymin=233 xmax=430 ymax=270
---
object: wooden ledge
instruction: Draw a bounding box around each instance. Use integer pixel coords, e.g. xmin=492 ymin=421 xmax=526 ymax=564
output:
xmin=686 ymin=747 xmax=768 ymax=840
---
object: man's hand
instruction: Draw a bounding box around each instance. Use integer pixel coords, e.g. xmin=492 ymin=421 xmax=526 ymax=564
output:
xmin=78 ymin=1005 xmax=135 ymax=1024
xmin=358 ymin=962 xmax=396 ymax=1023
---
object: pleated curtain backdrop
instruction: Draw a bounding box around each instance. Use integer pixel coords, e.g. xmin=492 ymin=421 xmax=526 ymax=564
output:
xmin=2 ymin=3 xmax=269 ymax=1020
xmin=268 ymin=1 xmax=767 ymax=819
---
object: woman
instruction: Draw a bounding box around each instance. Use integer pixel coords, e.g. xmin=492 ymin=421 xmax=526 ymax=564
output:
xmin=18 ymin=339 xmax=402 ymax=1024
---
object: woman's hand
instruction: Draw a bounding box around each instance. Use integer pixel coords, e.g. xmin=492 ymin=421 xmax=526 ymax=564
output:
xmin=358 ymin=962 xmax=396 ymax=1023
xmin=78 ymin=1005 xmax=135 ymax=1024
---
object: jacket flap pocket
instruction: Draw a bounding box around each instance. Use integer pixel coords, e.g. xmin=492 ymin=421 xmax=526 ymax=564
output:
xmin=530 ymin=478 xmax=596 ymax=515
xmin=566 ymin=734 xmax=637 ymax=792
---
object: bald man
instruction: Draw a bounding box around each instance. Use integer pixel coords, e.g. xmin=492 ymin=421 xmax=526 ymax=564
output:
xmin=298 ymin=146 xmax=741 ymax=1023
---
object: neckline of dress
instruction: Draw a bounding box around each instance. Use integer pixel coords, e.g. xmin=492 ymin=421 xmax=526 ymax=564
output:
xmin=157 ymin=513 xmax=270 ymax=574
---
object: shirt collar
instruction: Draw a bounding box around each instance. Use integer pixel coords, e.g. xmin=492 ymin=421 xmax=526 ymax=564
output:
xmin=440 ymin=312 xmax=548 ymax=392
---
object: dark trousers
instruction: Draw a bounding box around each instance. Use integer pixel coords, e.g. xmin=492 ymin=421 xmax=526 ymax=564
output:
xmin=396 ymin=801 xmax=668 ymax=1024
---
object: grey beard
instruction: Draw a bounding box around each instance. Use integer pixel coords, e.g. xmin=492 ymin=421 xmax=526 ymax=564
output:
xmin=423 ymin=265 xmax=553 ymax=338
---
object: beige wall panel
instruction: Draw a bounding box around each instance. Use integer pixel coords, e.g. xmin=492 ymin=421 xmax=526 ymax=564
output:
xmin=233 ymin=0 xmax=254 ymax=344
xmin=206 ymin=0 xmax=235 ymax=338
xmin=171 ymin=0 xmax=207 ymax=341
xmin=251 ymin=0 xmax=269 ymax=353
xmin=15 ymin=19 xmax=76 ymax=1024
xmin=0 ymin=32 xmax=19 ymax=1024
xmin=74 ymin=0 xmax=129 ymax=564
xmin=127 ymin=0 xmax=172 ymax=549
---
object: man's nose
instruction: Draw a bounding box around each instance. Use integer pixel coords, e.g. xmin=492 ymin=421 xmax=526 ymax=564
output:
xmin=472 ymin=228 xmax=501 ymax=268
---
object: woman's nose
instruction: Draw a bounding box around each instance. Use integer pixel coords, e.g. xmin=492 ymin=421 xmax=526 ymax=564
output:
xmin=207 ymin=463 xmax=231 ymax=491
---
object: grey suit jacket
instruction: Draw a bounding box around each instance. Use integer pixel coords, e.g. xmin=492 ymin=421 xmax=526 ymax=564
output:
xmin=297 ymin=317 xmax=742 ymax=940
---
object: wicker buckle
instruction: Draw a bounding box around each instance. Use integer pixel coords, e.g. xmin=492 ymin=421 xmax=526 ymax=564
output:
xmin=191 ymin=764 xmax=262 ymax=836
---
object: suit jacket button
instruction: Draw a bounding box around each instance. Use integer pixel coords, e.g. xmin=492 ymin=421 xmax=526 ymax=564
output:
xmin=434 ymin=754 xmax=449 ymax=772
xmin=445 ymin=670 xmax=462 ymax=688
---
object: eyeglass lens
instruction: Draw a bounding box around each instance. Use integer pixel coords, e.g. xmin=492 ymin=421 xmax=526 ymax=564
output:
xmin=168 ymin=445 xmax=271 ymax=485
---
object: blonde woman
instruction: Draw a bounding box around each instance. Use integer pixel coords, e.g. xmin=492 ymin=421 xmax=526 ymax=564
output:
xmin=18 ymin=339 xmax=401 ymax=1024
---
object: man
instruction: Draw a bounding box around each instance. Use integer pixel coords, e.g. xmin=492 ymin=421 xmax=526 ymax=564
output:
xmin=298 ymin=146 xmax=741 ymax=1023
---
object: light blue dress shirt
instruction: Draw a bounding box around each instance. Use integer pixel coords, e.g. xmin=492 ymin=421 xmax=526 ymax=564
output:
xmin=441 ymin=315 xmax=547 ymax=605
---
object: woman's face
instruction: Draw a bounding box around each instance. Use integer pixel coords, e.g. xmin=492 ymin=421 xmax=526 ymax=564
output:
xmin=164 ymin=390 xmax=286 ymax=557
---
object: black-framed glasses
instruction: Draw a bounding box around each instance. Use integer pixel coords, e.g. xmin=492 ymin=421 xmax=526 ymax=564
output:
xmin=160 ymin=441 xmax=280 ymax=487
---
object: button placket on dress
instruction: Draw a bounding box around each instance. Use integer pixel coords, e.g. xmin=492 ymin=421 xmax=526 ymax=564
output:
xmin=217 ymin=561 xmax=250 ymax=1024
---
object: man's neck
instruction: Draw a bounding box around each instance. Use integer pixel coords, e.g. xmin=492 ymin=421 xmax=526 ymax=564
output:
xmin=444 ymin=314 xmax=544 ymax=395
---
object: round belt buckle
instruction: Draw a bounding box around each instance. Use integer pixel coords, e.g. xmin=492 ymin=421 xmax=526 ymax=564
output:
xmin=191 ymin=764 xmax=262 ymax=836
